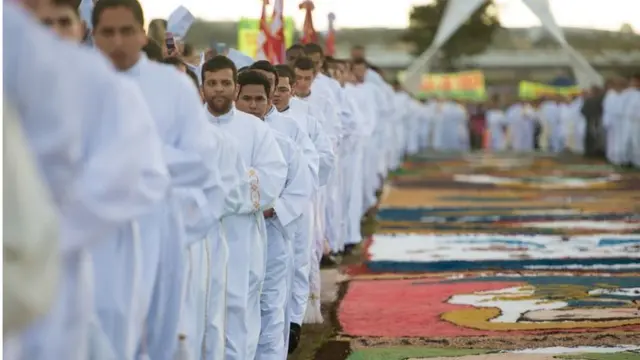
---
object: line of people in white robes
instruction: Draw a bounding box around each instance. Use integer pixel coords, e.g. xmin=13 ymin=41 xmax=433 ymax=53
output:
xmin=3 ymin=0 xmax=430 ymax=359
xmin=479 ymin=76 xmax=640 ymax=168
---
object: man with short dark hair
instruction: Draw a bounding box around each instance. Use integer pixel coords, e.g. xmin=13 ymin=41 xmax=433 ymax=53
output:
xmin=93 ymin=2 xmax=251 ymax=359
xmin=235 ymin=69 xmax=313 ymax=360
xmin=36 ymin=0 xmax=85 ymax=41
xmin=273 ymin=62 xmax=336 ymax=353
xmin=201 ymin=55 xmax=288 ymax=360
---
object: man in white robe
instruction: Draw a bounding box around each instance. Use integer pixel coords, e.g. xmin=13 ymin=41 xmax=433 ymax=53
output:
xmin=603 ymin=79 xmax=628 ymax=165
xmin=506 ymin=100 xmax=536 ymax=152
xmin=290 ymin=56 xmax=342 ymax=323
xmin=485 ymin=96 xmax=508 ymax=151
xmin=5 ymin=2 xmax=170 ymax=359
xmin=93 ymin=1 xmax=245 ymax=358
xmin=200 ymin=55 xmax=288 ymax=360
xmin=293 ymin=46 xmax=348 ymax=258
xmin=330 ymin=60 xmax=367 ymax=253
xmin=272 ymin=64 xmax=335 ymax=349
xmin=234 ymin=70 xmax=313 ymax=359
xmin=621 ymin=74 xmax=640 ymax=168
xmin=537 ymin=97 xmax=562 ymax=152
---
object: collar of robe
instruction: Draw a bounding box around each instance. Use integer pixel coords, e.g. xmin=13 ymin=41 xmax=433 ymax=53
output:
xmin=124 ymin=53 xmax=149 ymax=77
xmin=265 ymin=105 xmax=277 ymax=118
xmin=279 ymin=105 xmax=290 ymax=113
xmin=204 ymin=103 xmax=236 ymax=123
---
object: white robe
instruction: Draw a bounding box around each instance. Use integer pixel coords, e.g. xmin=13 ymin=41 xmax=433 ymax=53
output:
xmin=603 ymin=89 xmax=627 ymax=164
xmin=486 ymin=109 xmax=507 ymax=151
xmin=257 ymin=131 xmax=312 ymax=360
xmin=4 ymin=6 xmax=170 ymax=360
xmin=281 ymin=98 xmax=335 ymax=328
xmin=622 ymin=88 xmax=640 ymax=167
xmin=117 ymin=55 xmax=238 ymax=360
xmin=205 ymin=106 xmax=287 ymax=360
xmin=342 ymin=86 xmax=367 ymax=246
xmin=506 ymin=103 xmax=536 ymax=152
xmin=537 ymin=101 xmax=562 ymax=152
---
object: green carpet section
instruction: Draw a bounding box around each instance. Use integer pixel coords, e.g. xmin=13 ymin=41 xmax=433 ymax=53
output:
xmin=346 ymin=347 xmax=493 ymax=360
xmin=558 ymin=351 xmax=640 ymax=360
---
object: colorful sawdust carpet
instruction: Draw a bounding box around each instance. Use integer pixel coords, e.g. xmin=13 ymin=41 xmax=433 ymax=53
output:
xmin=340 ymin=153 xmax=640 ymax=358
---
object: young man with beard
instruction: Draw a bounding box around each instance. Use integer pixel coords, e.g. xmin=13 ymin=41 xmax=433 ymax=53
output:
xmin=234 ymin=70 xmax=313 ymax=360
xmin=93 ymin=1 xmax=253 ymax=359
xmin=201 ymin=55 xmax=288 ymax=360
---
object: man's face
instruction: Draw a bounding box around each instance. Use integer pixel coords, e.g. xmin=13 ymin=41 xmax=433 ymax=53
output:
xmin=37 ymin=4 xmax=85 ymax=42
xmin=273 ymin=76 xmax=293 ymax=111
xmin=352 ymin=63 xmax=367 ymax=83
xmin=293 ymin=68 xmax=314 ymax=96
xmin=286 ymin=49 xmax=304 ymax=66
xmin=308 ymin=52 xmax=323 ymax=73
xmin=236 ymin=84 xmax=269 ymax=119
xmin=93 ymin=6 xmax=147 ymax=71
xmin=253 ymin=69 xmax=276 ymax=98
xmin=202 ymin=68 xmax=236 ymax=115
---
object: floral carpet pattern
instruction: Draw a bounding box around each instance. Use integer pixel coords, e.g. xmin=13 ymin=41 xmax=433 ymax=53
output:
xmin=339 ymin=153 xmax=640 ymax=359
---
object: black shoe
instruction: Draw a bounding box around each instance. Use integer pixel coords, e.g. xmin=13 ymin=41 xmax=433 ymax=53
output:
xmin=288 ymin=323 xmax=302 ymax=354
xmin=344 ymin=244 xmax=357 ymax=255
xmin=320 ymin=254 xmax=339 ymax=268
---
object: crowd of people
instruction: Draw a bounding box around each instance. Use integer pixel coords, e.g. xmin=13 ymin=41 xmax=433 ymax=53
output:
xmin=5 ymin=0 xmax=640 ymax=359
xmin=427 ymin=79 xmax=640 ymax=168
xmin=3 ymin=0 xmax=430 ymax=359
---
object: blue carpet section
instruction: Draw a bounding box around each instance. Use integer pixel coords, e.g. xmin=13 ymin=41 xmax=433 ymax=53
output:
xmin=377 ymin=208 xmax=639 ymax=223
xmin=365 ymin=257 xmax=640 ymax=273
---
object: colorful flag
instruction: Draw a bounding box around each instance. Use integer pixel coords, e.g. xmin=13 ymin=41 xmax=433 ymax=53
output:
xmin=299 ymin=0 xmax=317 ymax=44
xmin=269 ymin=0 xmax=286 ymax=63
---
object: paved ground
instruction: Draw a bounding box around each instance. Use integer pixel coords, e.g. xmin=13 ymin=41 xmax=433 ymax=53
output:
xmin=293 ymin=152 xmax=640 ymax=360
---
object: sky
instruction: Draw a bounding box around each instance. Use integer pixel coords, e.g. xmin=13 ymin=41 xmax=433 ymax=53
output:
xmin=139 ymin=0 xmax=640 ymax=32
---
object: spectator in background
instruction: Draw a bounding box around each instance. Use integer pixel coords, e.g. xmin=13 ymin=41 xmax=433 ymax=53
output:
xmin=582 ymin=85 xmax=606 ymax=158
xmin=142 ymin=38 xmax=164 ymax=62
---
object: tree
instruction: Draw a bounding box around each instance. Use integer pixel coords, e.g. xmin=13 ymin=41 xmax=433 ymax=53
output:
xmin=402 ymin=0 xmax=501 ymax=71
xmin=619 ymin=23 xmax=635 ymax=34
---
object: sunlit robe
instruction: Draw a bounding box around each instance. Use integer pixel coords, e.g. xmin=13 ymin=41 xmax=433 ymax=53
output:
xmin=506 ymin=103 xmax=536 ymax=151
xmin=205 ymin=106 xmax=287 ymax=360
xmin=301 ymin=84 xmax=345 ymax=254
xmin=285 ymin=98 xmax=335 ymax=186
xmin=602 ymin=89 xmax=628 ymax=165
xmin=624 ymin=89 xmax=640 ymax=167
xmin=119 ymin=55 xmax=239 ymax=360
xmin=621 ymin=88 xmax=640 ymax=167
xmin=537 ymin=100 xmax=562 ymax=152
xmin=433 ymin=101 xmax=467 ymax=151
xmin=353 ymin=82 xmax=384 ymax=212
xmin=281 ymin=98 xmax=335 ymax=329
xmin=342 ymin=86 xmax=367 ymax=246
xmin=257 ymin=130 xmax=312 ymax=360
xmin=486 ymin=109 xmax=507 ymax=151
xmin=568 ymin=97 xmax=586 ymax=154
xmin=265 ymin=106 xmax=319 ymax=189
xmin=3 ymin=6 xmax=169 ymax=360
xmin=175 ymin=126 xmax=254 ymax=360
xmin=295 ymin=92 xmax=340 ymax=323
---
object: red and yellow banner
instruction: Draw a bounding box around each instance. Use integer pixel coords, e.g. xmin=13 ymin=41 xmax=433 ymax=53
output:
xmin=399 ymin=70 xmax=487 ymax=100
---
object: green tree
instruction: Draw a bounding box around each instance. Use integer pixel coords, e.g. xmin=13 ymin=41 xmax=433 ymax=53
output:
xmin=402 ymin=0 xmax=501 ymax=71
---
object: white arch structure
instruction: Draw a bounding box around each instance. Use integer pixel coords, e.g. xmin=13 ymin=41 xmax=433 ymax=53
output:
xmin=402 ymin=0 xmax=604 ymax=95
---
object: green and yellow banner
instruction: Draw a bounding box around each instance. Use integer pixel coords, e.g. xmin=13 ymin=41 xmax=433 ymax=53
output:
xmin=237 ymin=17 xmax=296 ymax=58
xmin=400 ymin=70 xmax=487 ymax=101
xmin=518 ymin=81 xmax=582 ymax=100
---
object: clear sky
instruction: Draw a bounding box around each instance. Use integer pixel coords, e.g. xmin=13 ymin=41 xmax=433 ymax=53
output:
xmin=139 ymin=0 xmax=640 ymax=32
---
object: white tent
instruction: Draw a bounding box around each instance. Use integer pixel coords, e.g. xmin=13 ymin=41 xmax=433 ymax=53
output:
xmin=402 ymin=0 xmax=604 ymax=95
